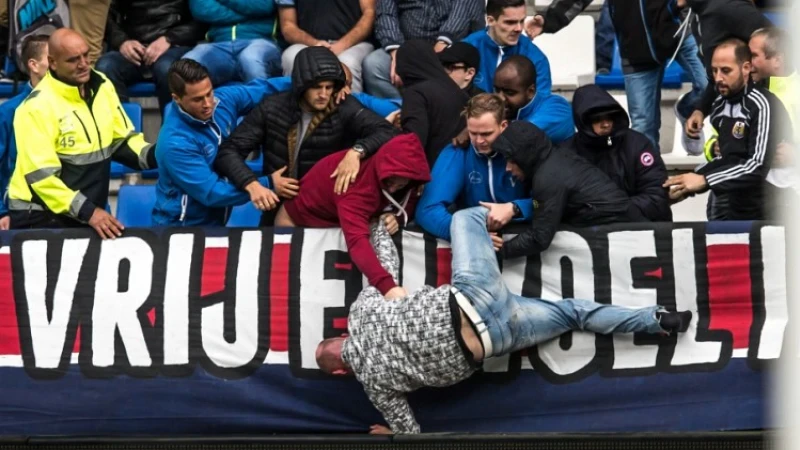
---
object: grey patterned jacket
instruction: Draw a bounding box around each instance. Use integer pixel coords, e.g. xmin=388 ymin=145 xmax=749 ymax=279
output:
xmin=341 ymin=223 xmax=475 ymax=434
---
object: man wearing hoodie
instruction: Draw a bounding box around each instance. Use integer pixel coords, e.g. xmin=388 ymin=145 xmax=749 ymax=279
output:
xmin=274 ymin=133 xmax=430 ymax=298
xmin=152 ymin=60 xmax=284 ymax=227
xmin=567 ymin=85 xmax=672 ymax=222
xmin=492 ymin=121 xmax=643 ymax=259
xmin=417 ymin=94 xmax=532 ymax=241
xmin=395 ymin=40 xmax=470 ymax=165
xmin=463 ymin=0 xmax=552 ymax=96
xmin=182 ymin=0 xmax=282 ymax=86
xmin=214 ymin=46 xmax=396 ymax=226
xmin=315 ymin=208 xmax=694 ymax=435
xmin=493 ymin=56 xmax=574 ymax=144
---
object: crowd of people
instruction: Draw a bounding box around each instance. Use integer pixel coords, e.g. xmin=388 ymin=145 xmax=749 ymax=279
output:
xmin=0 ymin=0 xmax=790 ymax=434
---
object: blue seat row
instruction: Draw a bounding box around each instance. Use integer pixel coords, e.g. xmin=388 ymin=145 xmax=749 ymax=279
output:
xmin=594 ymin=40 xmax=683 ymax=90
xmin=116 ymin=184 xmax=261 ymax=227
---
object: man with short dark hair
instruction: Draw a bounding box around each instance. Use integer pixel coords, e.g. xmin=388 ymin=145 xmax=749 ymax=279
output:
xmin=493 ymin=56 xmax=574 ymax=143
xmin=665 ymin=38 xmax=791 ymax=220
xmin=362 ymin=0 xmax=484 ymax=98
xmin=8 ymin=29 xmax=155 ymax=238
xmin=277 ymin=0 xmax=376 ymax=93
xmin=0 ymin=35 xmax=49 ymax=230
xmin=215 ymin=46 xmax=396 ymax=225
xmin=316 ymin=206 xmax=693 ymax=434
xmin=463 ymin=0 xmax=552 ymax=96
xmin=417 ymin=93 xmax=532 ymax=240
xmin=438 ymin=41 xmax=483 ymax=97
xmin=152 ymin=59 xmax=284 ymax=226
xmin=96 ymin=0 xmax=206 ymax=114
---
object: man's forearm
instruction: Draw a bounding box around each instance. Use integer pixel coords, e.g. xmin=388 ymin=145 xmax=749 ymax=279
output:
xmin=336 ymin=7 xmax=375 ymax=50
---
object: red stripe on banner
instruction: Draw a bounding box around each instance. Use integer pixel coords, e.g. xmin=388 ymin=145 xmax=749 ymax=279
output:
xmin=707 ymin=244 xmax=752 ymax=349
xmin=269 ymin=243 xmax=290 ymax=352
xmin=0 ymin=253 xmax=20 ymax=355
xmin=436 ymin=248 xmax=452 ymax=287
xmin=333 ymin=318 xmax=348 ymax=330
xmin=146 ymin=308 xmax=156 ymax=327
xmin=201 ymin=247 xmax=228 ymax=297
xmin=645 ymin=267 xmax=663 ymax=279
xmin=334 ymin=262 xmax=352 ymax=271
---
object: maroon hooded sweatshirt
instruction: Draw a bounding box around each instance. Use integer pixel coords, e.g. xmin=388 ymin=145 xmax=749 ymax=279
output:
xmin=283 ymin=133 xmax=431 ymax=294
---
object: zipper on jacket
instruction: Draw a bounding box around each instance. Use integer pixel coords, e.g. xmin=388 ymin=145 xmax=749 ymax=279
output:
xmin=117 ymin=105 xmax=129 ymax=129
xmin=607 ymin=136 xmax=613 ymax=147
xmin=638 ymin=0 xmax=661 ymax=63
xmin=487 ymin=158 xmax=497 ymax=203
xmin=88 ymin=108 xmax=103 ymax=150
xmin=73 ymin=111 xmax=92 ymax=144
xmin=180 ymin=194 xmax=188 ymax=223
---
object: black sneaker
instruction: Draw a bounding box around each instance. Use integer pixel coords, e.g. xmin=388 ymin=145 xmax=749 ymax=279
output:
xmin=657 ymin=310 xmax=693 ymax=335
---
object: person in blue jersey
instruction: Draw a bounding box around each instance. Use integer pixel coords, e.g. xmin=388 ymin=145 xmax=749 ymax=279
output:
xmin=463 ymin=0 xmax=551 ymax=96
xmin=416 ymin=93 xmax=531 ymax=241
xmin=152 ymin=59 xmax=283 ymax=226
xmin=0 ymin=35 xmax=49 ymax=230
xmin=493 ymin=56 xmax=574 ymax=143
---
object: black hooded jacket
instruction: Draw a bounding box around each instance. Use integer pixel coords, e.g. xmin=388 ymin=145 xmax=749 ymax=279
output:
xmin=396 ymin=40 xmax=470 ymax=165
xmin=494 ymin=122 xmax=638 ymax=259
xmin=687 ymin=0 xmax=772 ymax=114
xmin=566 ymin=85 xmax=671 ymax=222
xmin=106 ymin=0 xmax=207 ymax=49
xmin=215 ymin=46 xmax=395 ymax=198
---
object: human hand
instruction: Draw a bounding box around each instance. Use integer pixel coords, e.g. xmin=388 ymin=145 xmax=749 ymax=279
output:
xmin=451 ymin=127 xmax=469 ymax=148
xmin=385 ymin=286 xmax=408 ymax=300
xmin=713 ymin=139 xmax=721 ymax=157
xmin=0 ymin=215 xmax=10 ymax=231
xmin=775 ymin=142 xmax=794 ymax=167
xmin=330 ymin=41 xmax=347 ymax=55
xmin=663 ymin=173 xmax=707 ymax=201
xmin=385 ymin=110 xmax=401 ymax=127
xmin=245 ymin=181 xmax=280 ymax=211
xmin=88 ymin=208 xmax=124 ymax=239
xmin=120 ymin=40 xmax=145 ymax=66
xmin=143 ymin=36 xmax=171 ymax=66
xmin=336 ymin=84 xmax=351 ymax=105
xmin=489 ymin=232 xmax=504 ymax=252
xmin=369 ymin=424 xmax=393 ymax=435
xmin=686 ymin=110 xmax=704 ymax=139
xmin=382 ymin=213 xmax=399 ymax=235
xmin=271 ymin=166 xmax=300 ymax=199
xmin=315 ymin=40 xmax=332 ymax=48
xmin=434 ymin=41 xmax=448 ymax=52
xmin=524 ymin=15 xmax=545 ymax=38
xmin=389 ymin=50 xmax=402 ymax=87
xmin=331 ymin=150 xmax=361 ymax=194
xmin=479 ymin=201 xmax=515 ymax=231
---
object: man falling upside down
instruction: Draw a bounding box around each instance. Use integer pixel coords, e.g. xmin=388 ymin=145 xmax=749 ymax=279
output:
xmin=315 ymin=206 xmax=693 ymax=434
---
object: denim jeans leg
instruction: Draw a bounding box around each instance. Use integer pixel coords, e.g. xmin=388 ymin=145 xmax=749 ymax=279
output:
xmin=362 ymin=48 xmax=400 ymax=98
xmin=151 ymin=46 xmax=191 ymax=114
xmin=449 ymin=207 xmax=514 ymax=353
xmin=504 ymin=297 xmax=663 ymax=354
xmin=595 ymin=0 xmax=614 ymax=71
xmin=237 ymin=39 xmax=283 ymax=81
xmin=675 ymin=35 xmax=709 ymax=118
xmin=624 ymin=67 xmax=664 ymax=151
xmin=183 ymin=42 xmax=236 ymax=86
xmin=95 ymin=51 xmax=144 ymax=102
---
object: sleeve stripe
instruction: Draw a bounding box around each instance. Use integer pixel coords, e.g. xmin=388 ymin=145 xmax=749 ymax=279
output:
xmin=706 ymin=90 xmax=770 ymax=185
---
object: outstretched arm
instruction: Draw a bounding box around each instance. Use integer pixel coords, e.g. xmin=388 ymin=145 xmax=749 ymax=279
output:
xmin=370 ymin=220 xmax=400 ymax=285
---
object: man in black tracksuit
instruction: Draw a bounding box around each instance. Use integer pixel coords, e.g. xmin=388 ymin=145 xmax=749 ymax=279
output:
xmin=666 ymin=39 xmax=790 ymax=220
xmin=684 ymin=0 xmax=772 ymax=135
xmin=493 ymin=121 xmax=645 ymax=259
xmin=567 ymin=84 xmax=672 ymax=222
xmin=214 ymin=46 xmax=396 ymax=225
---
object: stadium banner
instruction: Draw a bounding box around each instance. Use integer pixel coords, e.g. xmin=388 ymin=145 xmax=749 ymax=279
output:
xmin=0 ymin=221 xmax=786 ymax=435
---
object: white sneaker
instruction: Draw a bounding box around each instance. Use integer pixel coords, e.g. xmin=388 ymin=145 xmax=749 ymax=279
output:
xmin=674 ymin=92 xmax=705 ymax=156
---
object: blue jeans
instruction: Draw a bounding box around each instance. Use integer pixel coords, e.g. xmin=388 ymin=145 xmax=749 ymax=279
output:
xmin=674 ymin=35 xmax=709 ymax=119
xmin=362 ymin=48 xmax=400 ymax=99
xmin=182 ymin=39 xmax=282 ymax=86
xmin=95 ymin=46 xmax=190 ymax=114
xmin=624 ymin=67 xmax=665 ymax=151
xmin=449 ymin=207 xmax=663 ymax=356
xmin=595 ymin=0 xmax=614 ymax=71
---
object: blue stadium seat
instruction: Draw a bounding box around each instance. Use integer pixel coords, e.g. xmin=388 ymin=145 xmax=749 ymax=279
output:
xmin=116 ymin=184 xmax=156 ymax=227
xmin=129 ymin=82 xmax=157 ymax=97
xmin=111 ymin=102 xmax=159 ymax=178
xmin=595 ymin=41 xmax=683 ymax=89
xmin=226 ymin=202 xmax=261 ymax=227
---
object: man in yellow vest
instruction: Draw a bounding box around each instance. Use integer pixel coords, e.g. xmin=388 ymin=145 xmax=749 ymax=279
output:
xmin=749 ymin=26 xmax=798 ymax=210
xmin=8 ymin=29 xmax=155 ymax=239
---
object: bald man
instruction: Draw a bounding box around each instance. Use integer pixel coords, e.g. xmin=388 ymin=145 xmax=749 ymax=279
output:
xmin=7 ymin=29 xmax=156 ymax=238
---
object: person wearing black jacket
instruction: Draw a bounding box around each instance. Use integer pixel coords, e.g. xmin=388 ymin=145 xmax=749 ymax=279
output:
xmin=438 ymin=42 xmax=484 ymax=98
xmin=395 ymin=40 xmax=470 ymax=165
xmin=493 ymin=121 xmax=642 ymax=259
xmin=568 ymin=85 xmax=672 ymax=222
xmin=214 ymin=46 xmax=396 ymax=226
xmin=683 ymin=0 xmax=772 ymax=138
xmin=96 ymin=0 xmax=207 ymax=114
